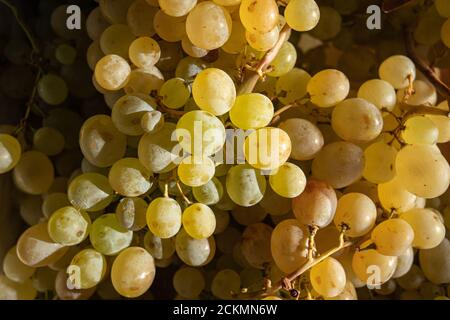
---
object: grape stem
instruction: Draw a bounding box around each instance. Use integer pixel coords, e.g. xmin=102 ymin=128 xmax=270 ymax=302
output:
xmin=238 ymin=24 xmax=292 ymax=95
xmin=155 ymin=97 xmax=186 ymax=118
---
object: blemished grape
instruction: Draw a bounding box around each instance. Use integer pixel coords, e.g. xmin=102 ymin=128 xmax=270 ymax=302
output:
xmin=276 ymin=68 xmax=311 ymax=105
xmin=241 ymin=223 xmax=273 ymax=269
xmin=95 ymin=54 xmax=131 ymax=91
xmin=90 ymin=214 xmax=133 ymax=255
xmin=378 ymin=55 xmax=416 ymax=89
xmin=160 ymin=78 xmax=191 ymax=110
xmin=108 ymin=158 xmax=153 ymax=197
xmin=68 ymin=249 xmax=107 ymax=289
xmin=226 ymin=164 xmax=267 ymax=207
xmin=307 ymin=69 xmax=350 ymax=108
xmin=192 ymin=177 xmax=223 ymax=205
xmin=285 ymin=0 xmax=320 ymax=31
xmin=182 ymin=203 xmax=216 ymax=239
xmin=246 ymin=27 xmax=279 ymax=52
xmin=143 ymin=230 xmax=175 ymax=260
xmin=229 ymin=93 xmax=274 ymax=129
xmin=141 ymin=110 xmax=165 ymax=134
xmin=129 ymin=37 xmax=161 ymax=69
xmin=352 ymin=249 xmax=397 ymax=286
xmin=146 ymin=197 xmax=182 ymax=238
xmin=240 ymin=0 xmax=279 ymax=33
xmin=116 ymin=197 xmax=148 ymax=231
xmin=175 ymin=228 xmax=216 ymax=266
xmin=0 ymin=134 xmax=22 ymax=174
xmin=178 ymin=155 xmax=215 ymax=187
xmin=68 ymin=173 xmax=114 ymax=212
xmin=310 ymin=257 xmax=346 ymax=298
xmin=48 ymin=206 xmax=91 ymax=246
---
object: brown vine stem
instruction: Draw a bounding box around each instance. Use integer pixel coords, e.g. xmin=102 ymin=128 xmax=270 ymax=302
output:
xmin=238 ymin=24 xmax=292 ymax=95
xmin=404 ymin=27 xmax=450 ymax=101
xmin=156 ymin=98 xmax=187 ymax=118
xmin=269 ymin=103 xmax=298 ymax=125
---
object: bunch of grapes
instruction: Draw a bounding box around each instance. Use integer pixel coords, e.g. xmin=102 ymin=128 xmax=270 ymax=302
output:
xmin=1 ymin=0 xmax=450 ymax=301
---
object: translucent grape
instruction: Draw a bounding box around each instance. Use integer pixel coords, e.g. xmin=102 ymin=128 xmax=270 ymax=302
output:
xmin=276 ymin=68 xmax=311 ymax=105
xmin=425 ymin=115 xmax=450 ymax=143
xmin=127 ymin=0 xmax=158 ymax=37
xmin=143 ymin=230 xmax=176 ymax=260
xmin=357 ymin=79 xmax=397 ymax=111
xmin=352 ymin=249 xmax=397 ymax=286
xmin=182 ymin=203 xmax=216 ymax=239
xmin=246 ymin=26 xmax=279 ymax=51
xmin=309 ymin=6 xmax=342 ymax=40
xmin=310 ymin=257 xmax=346 ymax=298
xmin=363 ymin=142 xmax=397 ymax=184
xmin=222 ymin=19 xmax=247 ymax=54
xmin=378 ymin=55 xmax=416 ymax=89
xmin=239 ymin=0 xmax=278 ymax=33
xmin=0 ymin=276 xmax=36 ymax=300
xmin=401 ymin=116 xmax=439 ymax=145
xmin=160 ymin=78 xmax=191 ymax=110
xmin=175 ymin=228 xmax=216 ymax=266
xmin=419 ymin=238 xmax=450 ymax=284
xmin=211 ymin=269 xmax=240 ymax=299
xmin=378 ymin=177 xmax=418 ymax=213
xmin=68 ymin=173 xmax=114 ymax=212
xmin=371 ymin=219 xmax=414 ymax=256
xmin=90 ymin=214 xmax=133 ymax=255
xmin=13 ymin=151 xmax=54 ymax=195
xmin=2 ymin=246 xmax=35 ymax=284
xmin=0 ymin=134 xmax=21 ymax=174
xmin=146 ymin=197 xmax=182 ymax=238
xmin=324 ymin=281 xmax=357 ymax=300
xmin=153 ymin=10 xmax=186 ymax=42
xmin=269 ymin=162 xmax=306 ymax=198
xmin=285 ymin=0 xmax=320 ymax=32
xmin=129 ymin=37 xmax=161 ymax=69
xmin=266 ymin=41 xmax=297 ymax=77
xmin=393 ymin=247 xmax=414 ymax=278
xmin=116 ymin=197 xmax=148 ymax=231
xmin=159 ymin=0 xmax=197 ymax=17
xmin=125 ymin=66 xmax=164 ymax=95
xmin=226 ymin=164 xmax=266 ymax=207
xmin=241 ymin=223 xmax=273 ymax=269
xmin=94 ymin=54 xmax=131 ymax=91
xmin=307 ymin=69 xmax=350 ymax=108
xmin=177 ymin=155 xmax=215 ymax=187
xmin=192 ymin=177 xmax=223 ymax=205
xmin=229 ymin=93 xmax=274 ymax=129
xmin=397 ymin=80 xmax=437 ymax=106
xmin=37 ymin=74 xmax=68 ymax=106
xmin=108 ymin=158 xmax=152 ymax=197
xmin=33 ymin=127 xmax=65 ymax=156
xmin=100 ymin=24 xmax=135 ymax=58
xmin=48 ymin=206 xmax=91 ymax=246
xmin=173 ymin=267 xmax=205 ymax=298
xmin=68 ymin=249 xmax=106 ymax=289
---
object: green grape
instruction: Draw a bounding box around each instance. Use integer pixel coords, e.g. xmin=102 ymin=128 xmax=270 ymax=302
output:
xmin=192 ymin=68 xmax=236 ymax=116
xmin=275 ymin=68 xmax=311 ymax=105
xmin=41 ymin=193 xmax=70 ymax=219
xmin=175 ymin=228 xmax=216 ymax=266
xmin=2 ymin=246 xmax=35 ymax=284
xmin=211 ymin=269 xmax=240 ymax=299
xmin=309 ymin=6 xmax=342 ymax=40
xmin=173 ymin=267 xmax=205 ymax=299
xmin=141 ymin=110 xmax=165 ymax=134
xmin=100 ymin=24 xmax=135 ymax=58
xmin=352 ymin=249 xmax=397 ymax=286
xmin=144 ymin=230 xmax=176 ymax=260
xmin=90 ymin=214 xmax=133 ymax=255
xmin=127 ymin=0 xmax=158 ymax=37
xmin=396 ymin=144 xmax=450 ymax=198
xmin=400 ymin=208 xmax=446 ymax=249
xmin=146 ymin=197 xmax=182 ymax=238
xmin=246 ymin=26 xmax=279 ymax=51
xmin=357 ymin=79 xmax=396 ymax=111
xmin=94 ymin=54 xmax=131 ymax=91
xmin=178 ymin=155 xmax=215 ymax=187
xmin=334 ymin=193 xmax=377 ymax=238
xmin=86 ymin=7 xmax=110 ymax=41
xmin=100 ymin=0 xmax=134 ymax=24
xmin=33 ymin=127 xmax=65 ymax=156
xmin=425 ymin=115 xmax=450 ymax=143
xmin=285 ymin=0 xmax=320 ymax=31
xmin=125 ymin=66 xmax=165 ymax=95
xmin=129 ymin=37 xmax=161 ymax=68
xmin=0 ymin=275 xmax=36 ymax=300
xmin=270 ymin=219 xmax=308 ymax=273
xmin=268 ymin=162 xmax=306 ymax=198
xmin=19 ymin=195 xmax=43 ymax=226
xmin=159 ymin=0 xmax=196 ymax=17
xmin=419 ymin=238 xmax=450 ymax=284
xmin=266 ymin=41 xmax=297 ymax=77
xmin=192 ymin=177 xmax=224 ymax=205
xmin=16 ymin=223 xmax=68 ymax=268
xmin=379 ymin=55 xmax=416 ymax=89
xmin=0 ymin=134 xmax=21 ymax=174
xmin=48 ymin=206 xmax=91 ymax=246
xmin=159 ymin=78 xmax=191 ymax=110
xmin=401 ymin=116 xmax=439 ymax=145
xmin=37 ymin=74 xmax=68 ymax=105
xmin=176 ymin=110 xmax=226 ymax=156
xmin=331 ymin=98 xmax=383 ymax=143
xmin=111 ymin=247 xmax=155 ymax=298
xmin=363 ymin=141 xmax=397 ymax=184
xmin=55 ymin=44 xmax=77 ymax=65
xmin=13 ymin=151 xmax=54 ymax=195
xmin=310 ymin=257 xmax=346 ymax=298
xmin=239 ymin=0 xmax=278 ymax=33
xmin=153 ymin=10 xmax=186 ymax=42
xmin=108 ymin=158 xmax=152 ymax=197
xmin=241 ymin=223 xmax=273 ymax=269
xmin=229 ymin=93 xmax=274 ymax=129
xmin=183 ymin=203 xmax=216 ymax=239
xmin=307 ymin=69 xmax=350 ymax=108
xmin=68 ymin=173 xmax=114 ymax=212
xmin=292 ymin=179 xmax=337 ymax=228
xmin=226 ymin=164 xmax=266 ymax=207
xmin=115 ymin=197 xmax=148 ymax=231
xmin=378 ymin=177 xmax=418 ymax=213
xmin=311 ymin=142 xmax=364 ymax=189
xmin=436 ymin=0 xmax=450 ymax=17
xmin=181 ymin=35 xmax=208 ymax=58
xmin=222 ymin=19 xmax=247 ymax=54
xmin=371 ymin=219 xmax=414 ymax=256
xmin=68 ymin=249 xmax=107 ymax=289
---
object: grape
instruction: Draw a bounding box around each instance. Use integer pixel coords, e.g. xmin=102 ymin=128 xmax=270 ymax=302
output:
xmin=246 ymin=26 xmax=279 ymax=52
xmin=175 ymin=228 xmax=216 ymax=266
xmin=401 ymin=116 xmax=439 ymax=145
xmin=141 ymin=110 xmax=164 ymax=134
xmin=182 ymin=203 xmax=216 ymax=239
xmin=392 ymin=247 xmax=414 ymax=278
xmin=127 ymin=0 xmax=157 ymax=37
xmin=222 ymin=19 xmax=247 ymax=54
xmin=100 ymin=24 xmax=136 ymax=58
xmin=125 ymin=66 xmax=165 ymax=95
xmin=352 ymin=249 xmax=397 ymax=286
xmin=293 ymin=179 xmax=337 ymax=228
xmin=100 ymin=0 xmax=134 ymax=24
xmin=266 ymin=41 xmax=297 ymax=77
xmin=375 ymin=279 xmax=397 ymax=296
xmin=112 ymin=95 xmax=155 ymax=136
xmin=231 ymin=204 xmax=267 ymax=225
xmin=86 ymin=7 xmax=110 ymax=41
xmin=68 ymin=173 xmax=114 ymax=212
xmin=395 ymin=144 xmax=450 ymax=199
xmin=285 ymin=0 xmax=320 ymax=32
xmin=307 ymin=69 xmax=349 ymax=108
xmin=2 ymin=246 xmax=35 ymax=284
xmin=436 ymin=0 xmax=450 ymax=17
xmin=271 ymin=219 xmax=308 ymax=273
xmin=143 ymin=230 xmax=176 ymax=260
xmin=371 ymin=219 xmax=414 ymax=256
xmin=325 ymin=281 xmax=357 ymax=300
xmin=90 ymin=214 xmax=133 ymax=255
xmin=159 ymin=0 xmax=197 ymax=17
xmin=229 ymin=93 xmax=274 ymax=129
xmin=0 ymin=134 xmax=21 ymax=174
xmin=160 ymin=78 xmax=191 ymax=110
xmin=192 ymin=68 xmax=236 ymax=116
xmin=378 ymin=177 xmax=418 ymax=213
xmin=425 ymin=115 xmax=450 ymax=143
xmin=95 ymin=54 xmax=131 ymax=91
xmin=259 ymin=185 xmax=292 ymax=215
xmin=13 ymin=151 xmax=54 ymax=195
xmin=111 ymin=247 xmax=155 ymax=298
xmin=213 ymin=209 xmax=230 ymax=234
xmin=400 ymin=208 xmax=446 ymax=249
xmin=211 ymin=269 xmax=241 ymax=300
xmin=397 ymin=80 xmax=437 ymax=106
xmin=357 ymin=79 xmax=396 ymax=111
xmin=334 ymin=193 xmax=377 ymax=238
xmin=331 ymin=98 xmax=383 ymax=143
xmin=378 ymin=55 xmax=416 ymax=89
xmin=176 ymin=110 xmax=226 ymax=156
xmin=153 ymin=10 xmax=186 ymax=42
xmin=192 ymin=177 xmax=224 ymax=205
xmin=441 ymin=18 xmax=450 ymax=48
xmin=68 ymin=249 xmax=106 ymax=289
xmin=109 ymin=197 xmax=140 ymax=228
xmin=419 ymin=238 xmax=450 ymax=284
xmin=108 ymin=158 xmax=152 ymax=197
xmin=37 ymin=74 xmax=68 ymax=106
xmin=55 ymin=44 xmax=77 ymax=65
xmin=363 ymin=142 xmax=397 ymax=184
xmin=311 ymin=141 xmax=364 ymax=189
xmin=0 ymin=276 xmax=36 ymax=300
xmin=309 ymin=6 xmax=342 ymax=40
xmin=146 ymin=197 xmax=182 ymax=238
xmin=239 ymin=0 xmax=278 ymax=33
xmin=276 ymin=68 xmax=311 ymax=105
xmin=175 ymin=57 xmax=207 ymax=81
xmin=241 ymin=223 xmax=273 ymax=269
xmin=173 ymin=267 xmax=205 ymax=298
xmin=55 ymin=270 xmax=96 ymax=300
xmin=48 ymin=206 xmax=91 ymax=246
xmin=244 ymin=127 xmax=291 ymax=171
xmin=50 ymin=5 xmax=83 ymax=40
xmin=181 ymin=36 xmax=208 ymax=58
xmin=18 ymin=195 xmax=43 ymax=226
xmin=397 ymin=265 xmax=425 ymax=290
xmin=337 ymin=249 xmax=365 ymax=288
xmin=138 ymin=122 xmax=181 ymax=173
xmin=310 ymin=257 xmax=346 ymax=298
xmin=129 ymin=37 xmax=161 ymax=69
xmin=226 ymin=164 xmax=266 ymax=207
xmin=268 ymin=162 xmax=306 ymax=199
xmin=178 ymin=155 xmax=215 ymax=187
xmin=33 ymin=127 xmax=65 ymax=156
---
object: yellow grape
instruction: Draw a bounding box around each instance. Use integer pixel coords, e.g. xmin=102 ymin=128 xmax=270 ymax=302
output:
xmin=68 ymin=249 xmax=106 ymax=289
xmin=173 ymin=267 xmax=205 ymax=299
xmin=357 ymin=79 xmax=397 ymax=111
xmin=129 ymin=37 xmax=161 ymax=68
xmin=159 ymin=0 xmax=197 ymax=17
xmin=127 ymin=0 xmax=158 ymax=37
xmin=178 ymin=155 xmax=215 ymax=187
xmin=222 ymin=19 xmax=247 ymax=54
xmin=175 ymin=228 xmax=216 ymax=266
xmin=310 ymin=257 xmax=346 ymax=298
xmin=90 ymin=214 xmax=133 ymax=255
xmin=397 ymin=80 xmax=437 ymax=106
xmin=153 ymin=10 xmax=186 ymax=42
xmin=2 ymin=246 xmax=35 ymax=284
xmin=37 ymin=74 xmax=68 ymax=105
xmin=378 ymin=55 xmax=416 ymax=89
xmin=246 ymin=26 xmax=279 ymax=52
xmin=229 ymin=93 xmax=274 ymax=129
xmin=13 ymin=151 xmax=54 ymax=195
xmin=124 ymin=66 xmax=164 ymax=95
xmin=425 ymin=115 xmax=450 ymax=143
xmin=182 ymin=203 xmax=216 ymax=239
xmin=392 ymin=247 xmax=414 ymax=278
xmin=181 ymin=35 xmax=209 ymax=58
xmin=94 ymin=54 xmax=131 ymax=91
xmin=68 ymin=173 xmax=114 ymax=212
xmin=419 ymin=238 xmax=450 ymax=284
xmin=192 ymin=68 xmax=236 ymax=116
xmin=226 ymin=164 xmax=266 ymax=207
xmin=269 ymin=162 xmax=306 ymax=198
xmin=371 ymin=219 xmax=414 ymax=256
xmin=0 ymin=275 xmax=36 ymax=300
xmin=307 ymin=69 xmax=350 ymax=108
xmin=266 ymin=41 xmax=297 ymax=77
xmin=275 ymin=68 xmax=311 ymax=105
xmin=112 ymin=94 xmax=155 ymax=136
xmin=324 ymin=281 xmax=357 ymax=300
xmin=240 ymin=0 xmax=278 ymax=33
xmin=146 ymin=197 xmax=182 ymax=238
xmin=0 ymin=133 xmax=21 ymax=174
xmin=211 ymin=269 xmax=241 ymax=299
xmin=401 ymin=116 xmax=439 ymax=145
xmin=363 ymin=141 xmax=397 ymax=184
xmin=54 ymin=270 xmax=96 ymax=300
xmin=159 ymin=78 xmax=191 ymax=110
xmin=337 ymin=249 xmax=365 ymax=288
xmin=241 ymin=223 xmax=273 ymax=269
xmin=285 ymin=0 xmax=320 ymax=31
xmin=352 ymin=249 xmax=397 ymax=286
xmin=334 ymin=193 xmax=377 ymax=237
xmin=33 ymin=127 xmax=65 ymax=156
xmin=143 ymin=230 xmax=176 ymax=260
xmin=378 ymin=177 xmax=418 ymax=213
xmin=116 ymin=197 xmax=148 ymax=231
xmin=100 ymin=24 xmax=135 ymax=58
xmin=108 ymin=158 xmax=153 ymax=197
xmin=48 ymin=206 xmax=91 ymax=246
xmin=309 ymin=6 xmax=342 ymax=40
xmin=111 ymin=247 xmax=155 ymax=298
xmin=192 ymin=177 xmax=224 ymax=205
